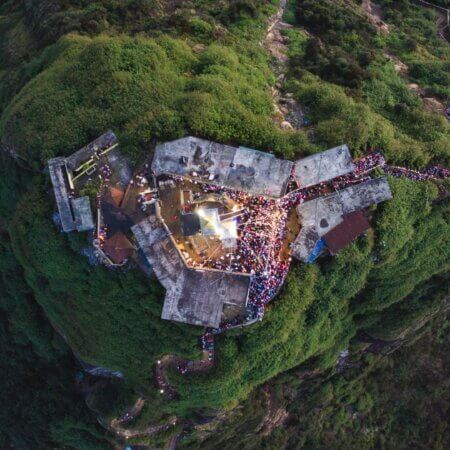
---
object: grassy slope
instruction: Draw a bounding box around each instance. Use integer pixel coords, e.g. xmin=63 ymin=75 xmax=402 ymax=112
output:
xmin=190 ymin=306 xmax=449 ymax=450
xmin=285 ymin=0 xmax=450 ymax=166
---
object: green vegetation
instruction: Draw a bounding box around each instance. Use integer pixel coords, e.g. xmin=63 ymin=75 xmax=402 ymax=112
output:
xmin=0 ymin=0 xmax=448 ymax=448
xmin=0 ymin=226 xmax=112 ymax=449
xmin=286 ymin=0 xmax=450 ymax=166
xmin=184 ymin=311 xmax=449 ymax=449
xmin=0 ymin=32 xmax=306 ymax=167
xmin=292 ymin=0 xmax=379 ymax=88
xmin=376 ymin=1 xmax=450 ymax=96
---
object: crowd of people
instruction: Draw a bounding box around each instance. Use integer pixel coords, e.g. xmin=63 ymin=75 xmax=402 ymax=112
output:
xmin=195 ymin=182 xmax=293 ymax=317
xmin=354 ymin=151 xmax=386 ymax=174
xmin=93 ymin=161 xmax=114 ymax=259
xmin=353 ymin=151 xmax=450 ymax=181
xmin=99 ymin=163 xmax=112 ymax=182
xmin=155 ymin=360 xmax=178 ymax=398
xmin=174 ymin=150 xmax=450 ymax=375
xmin=383 ymin=164 xmax=450 ymax=181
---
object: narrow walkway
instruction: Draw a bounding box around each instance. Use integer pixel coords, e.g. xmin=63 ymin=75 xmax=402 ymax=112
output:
xmin=110 ymin=396 xmax=146 ymax=428
xmin=263 ymin=0 xmax=307 ymax=130
xmin=104 ymin=397 xmax=179 ymax=441
xmin=110 ymin=417 xmax=179 ymax=440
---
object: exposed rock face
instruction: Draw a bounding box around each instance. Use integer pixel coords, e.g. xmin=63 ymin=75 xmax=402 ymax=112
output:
xmin=78 ymin=358 xmax=124 ymax=379
xmin=280 ymin=120 xmax=294 ymax=130
xmin=362 ymin=0 xmax=390 ymax=34
xmin=384 ymin=53 xmax=409 ymax=75
xmin=423 ymin=97 xmax=445 ymax=114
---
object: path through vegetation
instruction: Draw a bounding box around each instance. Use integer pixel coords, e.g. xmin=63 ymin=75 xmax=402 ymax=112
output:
xmin=263 ymin=0 xmax=307 ymax=130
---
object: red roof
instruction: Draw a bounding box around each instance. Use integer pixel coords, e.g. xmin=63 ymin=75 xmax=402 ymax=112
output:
xmin=322 ymin=211 xmax=370 ymax=255
xmin=104 ymin=187 xmax=125 ymax=208
xmin=103 ymin=232 xmax=134 ymax=264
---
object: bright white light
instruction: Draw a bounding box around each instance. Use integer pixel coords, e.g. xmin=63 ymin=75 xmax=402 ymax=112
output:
xmin=221 ymin=220 xmax=238 ymax=239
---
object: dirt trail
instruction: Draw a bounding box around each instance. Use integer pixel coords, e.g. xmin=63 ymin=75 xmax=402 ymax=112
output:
xmin=106 ymin=393 xmax=180 ymax=441
xmin=263 ymin=0 xmax=307 ymax=130
xmin=256 ymin=385 xmax=289 ymax=436
xmin=167 ymin=433 xmax=180 ymax=450
xmin=111 ymin=417 xmax=180 ymax=440
xmin=264 ymin=0 xmax=291 ymax=64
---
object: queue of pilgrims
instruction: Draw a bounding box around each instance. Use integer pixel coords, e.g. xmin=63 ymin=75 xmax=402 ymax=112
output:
xmin=354 ymin=151 xmax=450 ymax=180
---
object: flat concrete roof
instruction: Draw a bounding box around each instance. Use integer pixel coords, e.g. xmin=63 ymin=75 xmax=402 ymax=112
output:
xmin=162 ymin=269 xmax=250 ymax=328
xmin=71 ymin=196 xmax=94 ymax=232
xmin=293 ymin=145 xmax=355 ymax=188
xmin=291 ymin=177 xmax=392 ymax=262
xmin=131 ymin=214 xmax=250 ymax=328
xmin=152 ymin=137 xmax=293 ymax=198
xmin=48 ymin=157 xmax=77 ymax=232
xmin=131 ymin=215 xmax=185 ymax=292
xmin=65 ymin=130 xmax=118 ymax=171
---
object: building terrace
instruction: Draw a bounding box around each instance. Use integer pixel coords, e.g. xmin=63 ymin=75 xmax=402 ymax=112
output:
xmin=152 ymin=137 xmax=294 ymax=198
xmin=132 ymin=211 xmax=250 ymax=328
xmin=47 ymin=131 xmax=121 ymax=233
xmin=291 ymin=177 xmax=393 ymax=263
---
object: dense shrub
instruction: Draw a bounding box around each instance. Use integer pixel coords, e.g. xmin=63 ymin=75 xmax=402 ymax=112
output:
xmin=292 ymin=0 xmax=378 ymax=87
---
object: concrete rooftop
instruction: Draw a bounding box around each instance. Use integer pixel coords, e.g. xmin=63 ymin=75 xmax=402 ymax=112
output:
xmin=71 ymin=196 xmax=95 ymax=232
xmin=65 ymin=130 xmax=118 ymax=171
xmin=131 ymin=212 xmax=250 ymax=328
xmin=293 ymin=145 xmax=355 ymax=188
xmin=151 ymin=137 xmax=293 ymax=198
xmin=48 ymin=157 xmax=77 ymax=232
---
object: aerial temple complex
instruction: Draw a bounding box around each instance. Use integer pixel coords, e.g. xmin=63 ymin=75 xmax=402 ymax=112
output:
xmin=48 ymin=133 xmax=393 ymax=328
